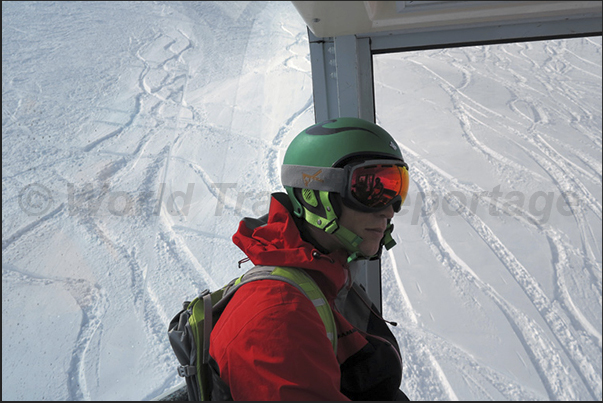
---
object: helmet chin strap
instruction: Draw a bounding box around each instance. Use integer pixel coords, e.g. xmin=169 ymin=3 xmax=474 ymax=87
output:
xmin=381 ymin=223 xmax=397 ymax=250
xmin=331 ymin=222 xmax=397 ymax=263
xmin=299 ymin=192 xmax=397 ymax=263
xmin=331 ymin=224 xmax=365 ymax=263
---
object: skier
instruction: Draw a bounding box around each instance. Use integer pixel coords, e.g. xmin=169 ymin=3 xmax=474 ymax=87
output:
xmin=209 ymin=117 xmax=410 ymax=400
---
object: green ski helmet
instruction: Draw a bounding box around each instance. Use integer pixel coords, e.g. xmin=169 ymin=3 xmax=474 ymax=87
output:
xmin=281 ymin=117 xmax=410 ymax=261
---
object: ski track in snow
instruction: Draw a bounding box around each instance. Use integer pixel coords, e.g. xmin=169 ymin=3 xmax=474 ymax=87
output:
xmin=264 ymin=22 xmax=314 ymax=195
xmin=62 ymin=22 xmax=214 ymax=399
xmin=383 ymin=251 xmax=461 ymax=400
xmin=380 ymin=42 xmax=601 ymax=400
xmin=413 ymin=162 xmax=599 ymax=399
xmin=406 ymin=44 xmax=602 ymax=289
xmin=58 ymin=8 xmax=312 ymax=398
xmin=428 ymin=47 xmax=602 ymax=299
xmin=2 ymin=257 xmax=108 ymax=400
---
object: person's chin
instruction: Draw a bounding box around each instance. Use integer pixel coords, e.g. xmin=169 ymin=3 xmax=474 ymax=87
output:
xmin=359 ymin=241 xmax=381 ymax=257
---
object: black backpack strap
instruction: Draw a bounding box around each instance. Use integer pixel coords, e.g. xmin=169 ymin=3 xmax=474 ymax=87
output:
xmin=202 ymin=292 xmax=212 ymax=365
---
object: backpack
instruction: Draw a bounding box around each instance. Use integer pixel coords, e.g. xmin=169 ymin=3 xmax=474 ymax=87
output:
xmin=167 ymin=265 xmax=337 ymax=401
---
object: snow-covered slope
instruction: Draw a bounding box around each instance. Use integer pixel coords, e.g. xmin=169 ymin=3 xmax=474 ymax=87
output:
xmin=2 ymin=1 xmax=601 ymax=400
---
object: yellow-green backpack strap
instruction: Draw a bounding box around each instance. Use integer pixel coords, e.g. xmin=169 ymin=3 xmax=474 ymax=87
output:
xmin=270 ymin=266 xmax=337 ymax=354
xmin=220 ymin=265 xmax=338 ymax=354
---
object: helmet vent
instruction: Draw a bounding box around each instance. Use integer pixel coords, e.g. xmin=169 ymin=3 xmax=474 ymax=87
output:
xmin=302 ymin=189 xmax=319 ymax=207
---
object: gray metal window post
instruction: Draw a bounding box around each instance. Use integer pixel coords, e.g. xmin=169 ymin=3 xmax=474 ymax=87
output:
xmin=308 ymin=29 xmax=384 ymax=311
xmin=309 ymin=31 xmax=375 ymax=123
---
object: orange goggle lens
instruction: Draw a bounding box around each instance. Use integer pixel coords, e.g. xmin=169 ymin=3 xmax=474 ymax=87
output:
xmin=349 ymin=163 xmax=409 ymax=210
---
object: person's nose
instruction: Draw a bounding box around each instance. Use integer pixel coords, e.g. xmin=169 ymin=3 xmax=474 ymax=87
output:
xmin=378 ymin=204 xmax=395 ymax=219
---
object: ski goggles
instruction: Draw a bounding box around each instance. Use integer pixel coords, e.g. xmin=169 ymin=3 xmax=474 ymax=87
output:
xmin=281 ymin=159 xmax=409 ymax=213
xmin=343 ymin=159 xmax=409 ymax=212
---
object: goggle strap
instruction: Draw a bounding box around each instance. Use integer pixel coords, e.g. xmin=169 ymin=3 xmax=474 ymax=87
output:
xmin=281 ymin=165 xmax=345 ymax=192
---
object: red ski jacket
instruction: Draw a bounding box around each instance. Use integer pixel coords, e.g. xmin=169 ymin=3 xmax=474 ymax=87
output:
xmin=209 ymin=193 xmax=403 ymax=400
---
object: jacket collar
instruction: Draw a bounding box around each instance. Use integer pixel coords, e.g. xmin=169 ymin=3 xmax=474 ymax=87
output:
xmin=232 ymin=193 xmax=350 ymax=299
